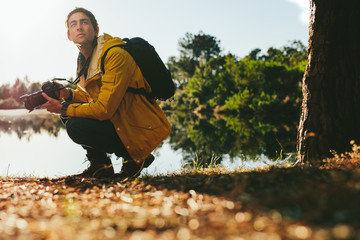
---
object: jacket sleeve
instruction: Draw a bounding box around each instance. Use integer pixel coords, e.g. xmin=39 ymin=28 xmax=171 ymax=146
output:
xmin=69 ymin=86 xmax=92 ymax=103
xmin=66 ymin=48 xmax=135 ymax=120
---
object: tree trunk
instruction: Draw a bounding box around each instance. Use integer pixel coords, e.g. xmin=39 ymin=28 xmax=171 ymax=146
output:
xmin=297 ymin=0 xmax=360 ymax=164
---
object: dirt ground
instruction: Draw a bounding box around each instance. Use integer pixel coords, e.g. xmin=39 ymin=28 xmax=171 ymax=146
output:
xmin=1 ymin=158 xmax=360 ymax=240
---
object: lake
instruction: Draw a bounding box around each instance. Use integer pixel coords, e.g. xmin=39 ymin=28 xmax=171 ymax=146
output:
xmin=0 ymin=109 xmax=297 ymax=178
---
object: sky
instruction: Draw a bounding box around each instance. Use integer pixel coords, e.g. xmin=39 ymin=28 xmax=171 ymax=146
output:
xmin=0 ymin=0 xmax=309 ymax=85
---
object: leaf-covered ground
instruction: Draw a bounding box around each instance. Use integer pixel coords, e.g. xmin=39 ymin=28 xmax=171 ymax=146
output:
xmin=1 ymin=153 xmax=360 ymax=240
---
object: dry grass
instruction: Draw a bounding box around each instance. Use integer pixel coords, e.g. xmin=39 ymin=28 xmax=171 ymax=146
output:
xmin=323 ymin=141 xmax=360 ymax=169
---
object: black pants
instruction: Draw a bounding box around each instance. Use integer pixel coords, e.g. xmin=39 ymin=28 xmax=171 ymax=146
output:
xmin=63 ymin=117 xmax=132 ymax=161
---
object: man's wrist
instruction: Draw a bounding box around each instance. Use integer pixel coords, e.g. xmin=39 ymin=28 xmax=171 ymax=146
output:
xmin=61 ymin=102 xmax=70 ymax=118
xmin=64 ymin=89 xmax=73 ymax=101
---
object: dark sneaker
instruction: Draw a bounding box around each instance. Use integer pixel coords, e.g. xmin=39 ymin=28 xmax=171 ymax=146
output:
xmin=115 ymin=154 xmax=155 ymax=181
xmin=72 ymin=157 xmax=115 ymax=178
xmin=74 ymin=163 xmax=114 ymax=178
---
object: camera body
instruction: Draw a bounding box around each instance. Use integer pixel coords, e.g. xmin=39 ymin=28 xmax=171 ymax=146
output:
xmin=20 ymin=81 xmax=60 ymax=112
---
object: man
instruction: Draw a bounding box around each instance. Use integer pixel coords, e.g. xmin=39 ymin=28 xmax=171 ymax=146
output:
xmin=41 ymin=7 xmax=171 ymax=179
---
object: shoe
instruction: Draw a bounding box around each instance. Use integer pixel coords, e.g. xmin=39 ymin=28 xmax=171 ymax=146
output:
xmin=115 ymin=154 xmax=155 ymax=181
xmin=72 ymin=156 xmax=115 ymax=178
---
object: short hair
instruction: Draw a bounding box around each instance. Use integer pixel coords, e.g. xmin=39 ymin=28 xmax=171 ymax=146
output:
xmin=66 ymin=7 xmax=98 ymax=32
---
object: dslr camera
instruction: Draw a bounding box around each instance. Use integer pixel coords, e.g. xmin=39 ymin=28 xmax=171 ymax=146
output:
xmin=20 ymin=81 xmax=60 ymax=112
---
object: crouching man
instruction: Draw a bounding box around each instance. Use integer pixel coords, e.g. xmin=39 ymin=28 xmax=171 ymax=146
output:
xmin=41 ymin=7 xmax=171 ymax=179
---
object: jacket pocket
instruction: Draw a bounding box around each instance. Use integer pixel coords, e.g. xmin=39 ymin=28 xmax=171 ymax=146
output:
xmin=127 ymin=112 xmax=162 ymax=130
xmin=125 ymin=100 xmax=162 ymax=130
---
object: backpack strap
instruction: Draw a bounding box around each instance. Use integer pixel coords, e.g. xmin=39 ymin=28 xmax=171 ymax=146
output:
xmin=100 ymin=44 xmax=154 ymax=103
xmin=100 ymin=44 xmax=124 ymax=74
xmin=127 ymin=87 xmax=154 ymax=103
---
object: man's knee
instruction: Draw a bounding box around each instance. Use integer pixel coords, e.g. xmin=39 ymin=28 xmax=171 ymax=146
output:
xmin=65 ymin=117 xmax=85 ymax=144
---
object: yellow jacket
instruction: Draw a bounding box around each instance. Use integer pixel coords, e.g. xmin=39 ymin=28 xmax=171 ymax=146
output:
xmin=65 ymin=33 xmax=171 ymax=161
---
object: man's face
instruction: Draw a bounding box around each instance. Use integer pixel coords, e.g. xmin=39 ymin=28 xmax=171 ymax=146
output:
xmin=67 ymin=12 xmax=98 ymax=46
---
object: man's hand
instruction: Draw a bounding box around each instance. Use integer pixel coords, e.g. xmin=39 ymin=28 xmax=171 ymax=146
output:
xmin=53 ymin=81 xmax=70 ymax=100
xmin=41 ymin=93 xmax=62 ymax=114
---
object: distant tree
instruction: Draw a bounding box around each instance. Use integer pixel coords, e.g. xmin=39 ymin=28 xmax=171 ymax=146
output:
xmin=179 ymin=31 xmax=221 ymax=62
xmin=263 ymin=40 xmax=307 ymax=66
xmin=167 ymin=56 xmax=198 ymax=86
xmin=10 ymin=78 xmax=27 ymax=100
xmin=244 ymin=48 xmax=262 ymax=60
xmin=0 ymin=77 xmax=42 ymax=109
xmin=28 ymin=82 xmax=42 ymax=93
xmin=168 ymin=31 xmax=222 ymax=86
xmin=0 ymin=83 xmax=11 ymax=100
xmin=187 ymin=55 xmax=231 ymax=106
xmin=297 ymin=0 xmax=360 ymax=164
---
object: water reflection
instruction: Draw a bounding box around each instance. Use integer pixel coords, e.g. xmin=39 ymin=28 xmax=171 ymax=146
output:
xmin=0 ymin=109 xmax=297 ymax=177
xmin=166 ymin=111 xmax=297 ymax=167
xmin=0 ymin=109 xmax=63 ymax=140
xmin=0 ymin=109 xmax=182 ymax=177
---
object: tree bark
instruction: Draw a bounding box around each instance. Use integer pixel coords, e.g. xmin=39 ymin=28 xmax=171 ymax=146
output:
xmin=297 ymin=0 xmax=360 ymax=164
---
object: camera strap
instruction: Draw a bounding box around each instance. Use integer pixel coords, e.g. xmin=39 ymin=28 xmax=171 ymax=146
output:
xmin=71 ymin=37 xmax=98 ymax=85
xmin=71 ymin=55 xmax=91 ymax=85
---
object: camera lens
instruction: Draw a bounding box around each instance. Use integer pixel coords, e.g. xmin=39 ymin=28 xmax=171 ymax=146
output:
xmin=20 ymin=81 xmax=60 ymax=111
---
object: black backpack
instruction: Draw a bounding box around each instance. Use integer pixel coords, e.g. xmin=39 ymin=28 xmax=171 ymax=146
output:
xmin=101 ymin=37 xmax=176 ymax=101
